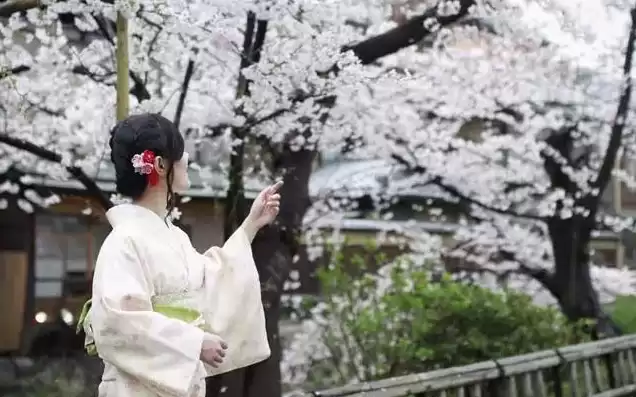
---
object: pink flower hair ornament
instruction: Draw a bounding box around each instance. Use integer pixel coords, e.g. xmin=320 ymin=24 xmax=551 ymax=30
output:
xmin=131 ymin=150 xmax=159 ymax=186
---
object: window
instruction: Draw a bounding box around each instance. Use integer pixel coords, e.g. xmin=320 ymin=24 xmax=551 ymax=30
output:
xmin=35 ymin=214 xmax=110 ymax=298
xmin=590 ymin=244 xmax=619 ymax=267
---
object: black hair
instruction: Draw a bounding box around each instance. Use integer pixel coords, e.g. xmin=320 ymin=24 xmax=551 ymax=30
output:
xmin=109 ymin=113 xmax=184 ymax=214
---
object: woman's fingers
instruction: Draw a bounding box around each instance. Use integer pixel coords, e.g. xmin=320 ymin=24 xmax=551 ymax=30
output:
xmin=269 ymin=181 xmax=283 ymax=193
xmin=266 ymin=195 xmax=280 ymax=205
xmin=262 ymin=182 xmax=283 ymax=199
xmin=204 ymin=352 xmax=224 ymax=367
xmin=201 ymin=334 xmax=229 ymax=368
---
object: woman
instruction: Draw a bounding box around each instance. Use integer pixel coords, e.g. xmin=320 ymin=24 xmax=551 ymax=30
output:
xmin=82 ymin=113 xmax=279 ymax=397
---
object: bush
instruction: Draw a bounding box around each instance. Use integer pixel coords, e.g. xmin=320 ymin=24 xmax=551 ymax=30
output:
xmin=282 ymin=245 xmax=588 ymax=391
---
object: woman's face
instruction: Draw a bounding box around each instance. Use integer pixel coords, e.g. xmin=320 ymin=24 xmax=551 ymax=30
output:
xmin=171 ymin=152 xmax=190 ymax=193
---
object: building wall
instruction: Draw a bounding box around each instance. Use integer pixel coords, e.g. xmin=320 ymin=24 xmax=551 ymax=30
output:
xmin=179 ymin=199 xmax=225 ymax=251
xmin=39 ymin=194 xmax=226 ymax=286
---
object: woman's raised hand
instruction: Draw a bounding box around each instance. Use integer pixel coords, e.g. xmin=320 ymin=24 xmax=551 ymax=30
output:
xmin=246 ymin=181 xmax=282 ymax=230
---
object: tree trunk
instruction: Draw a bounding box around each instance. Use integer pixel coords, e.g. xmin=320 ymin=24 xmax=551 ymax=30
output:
xmin=553 ymin=253 xmax=620 ymax=337
xmin=549 ymin=2 xmax=636 ymax=337
xmin=548 ymin=217 xmax=620 ymax=337
xmin=223 ymin=128 xmax=247 ymax=241
xmin=247 ymin=147 xmax=315 ymax=397
xmin=208 ymin=147 xmax=315 ymax=397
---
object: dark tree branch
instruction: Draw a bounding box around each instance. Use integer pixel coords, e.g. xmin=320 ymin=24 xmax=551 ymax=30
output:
xmin=343 ymin=0 xmax=475 ymax=66
xmin=251 ymin=19 xmax=268 ymax=64
xmin=0 ymin=65 xmax=30 ymax=80
xmin=0 ymin=0 xmax=40 ymax=17
xmin=587 ymin=7 xmax=636 ymax=216
xmin=174 ymin=51 xmax=197 ymax=129
xmin=224 ymin=12 xmax=269 ymax=240
xmin=72 ymin=65 xmax=115 ymax=84
xmin=0 ymin=134 xmax=113 ymax=210
xmin=247 ymin=108 xmax=289 ymax=129
xmin=202 ymin=123 xmax=232 ymax=138
xmin=432 ymin=175 xmax=544 ymax=220
xmin=498 ymin=249 xmax=558 ymax=296
xmin=542 ymin=125 xmax=579 ymax=193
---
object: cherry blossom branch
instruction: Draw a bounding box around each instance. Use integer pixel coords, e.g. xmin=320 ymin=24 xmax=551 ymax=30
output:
xmin=0 ymin=134 xmax=113 ymax=210
xmin=41 ymin=14 xmax=150 ymax=102
xmin=434 ymin=176 xmax=544 ymax=221
xmin=137 ymin=10 xmax=164 ymax=79
xmin=449 ymin=222 xmax=558 ymax=295
xmin=389 ymin=150 xmax=544 ymax=221
xmin=298 ymin=0 xmax=475 ymax=113
xmin=202 ymin=88 xmax=327 ymax=143
xmin=497 ymin=249 xmax=558 ymax=296
xmin=90 ymin=15 xmax=151 ymax=101
xmin=202 ymin=102 xmax=302 ymax=138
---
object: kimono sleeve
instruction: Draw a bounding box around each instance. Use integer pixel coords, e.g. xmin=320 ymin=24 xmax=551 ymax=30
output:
xmin=202 ymin=226 xmax=258 ymax=274
xmin=90 ymin=232 xmax=205 ymax=396
xmin=197 ymin=226 xmax=271 ymax=375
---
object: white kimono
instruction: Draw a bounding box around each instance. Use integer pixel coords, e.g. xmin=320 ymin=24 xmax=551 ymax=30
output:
xmin=85 ymin=204 xmax=270 ymax=397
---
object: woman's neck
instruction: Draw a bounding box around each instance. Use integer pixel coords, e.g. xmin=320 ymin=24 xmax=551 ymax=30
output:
xmin=134 ymin=189 xmax=169 ymax=218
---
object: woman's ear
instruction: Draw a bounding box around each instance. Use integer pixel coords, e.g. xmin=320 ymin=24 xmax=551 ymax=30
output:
xmin=154 ymin=156 xmax=168 ymax=176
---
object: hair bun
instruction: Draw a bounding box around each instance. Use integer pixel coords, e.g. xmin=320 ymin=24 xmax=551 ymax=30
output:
xmin=107 ymin=114 xmax=184 ymax=200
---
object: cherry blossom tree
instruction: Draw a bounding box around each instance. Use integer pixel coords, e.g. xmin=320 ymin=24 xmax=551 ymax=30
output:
xmin=323 ymin=0 xmax=636 ymax=336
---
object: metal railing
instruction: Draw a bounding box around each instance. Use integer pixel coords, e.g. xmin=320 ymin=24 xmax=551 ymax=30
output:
xmin=299 ymin=335 xmax=636 ymax=397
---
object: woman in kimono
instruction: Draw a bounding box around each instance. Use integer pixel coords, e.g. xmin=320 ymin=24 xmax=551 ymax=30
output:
xmin=82 ymin=113 xmax=280 ymax=397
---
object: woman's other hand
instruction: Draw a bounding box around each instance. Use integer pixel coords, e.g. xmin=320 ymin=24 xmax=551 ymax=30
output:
xmin=200 ymin=333 xmax=228 ymax=367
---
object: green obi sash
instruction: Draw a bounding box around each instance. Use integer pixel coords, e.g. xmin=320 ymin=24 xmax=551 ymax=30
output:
xmin=77 ymin=299 xmax=206 ymax=356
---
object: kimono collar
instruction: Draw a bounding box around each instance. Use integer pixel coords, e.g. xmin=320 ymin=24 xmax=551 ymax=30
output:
xmin=106 ymin=203 xmax=171 ymax=229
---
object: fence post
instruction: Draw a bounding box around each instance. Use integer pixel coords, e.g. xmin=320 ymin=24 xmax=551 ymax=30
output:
xmin=604 ymin=352 xmax=618 ymax=388
xmin=552 ymin=349 xmax=566 ymax=397
xmin=486 ymin=359 xmax=507 ymax=397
